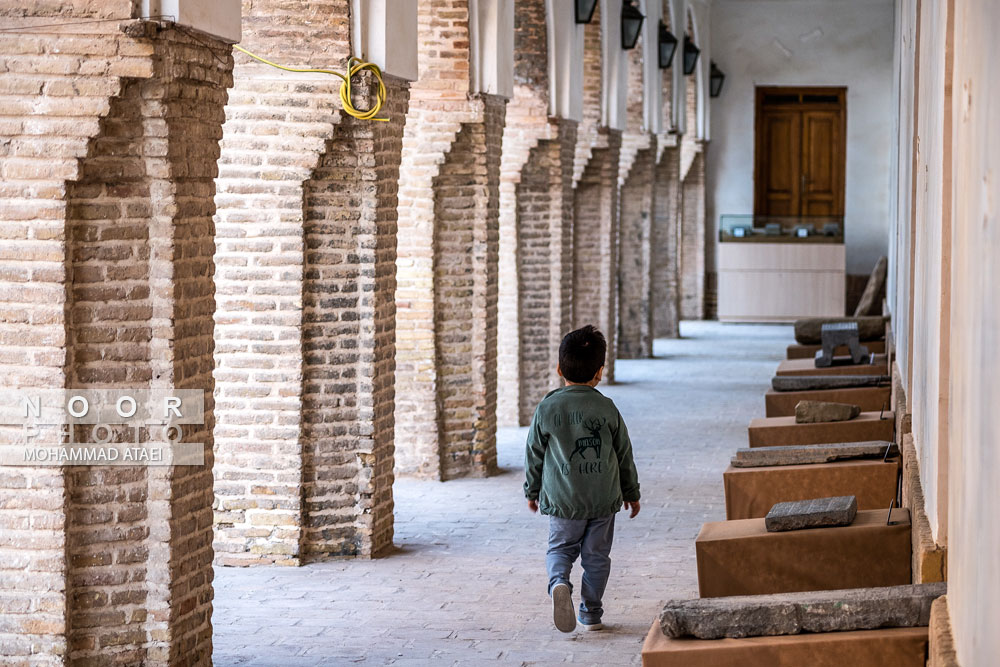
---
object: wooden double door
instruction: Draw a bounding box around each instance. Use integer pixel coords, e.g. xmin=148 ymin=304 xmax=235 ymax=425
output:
xmin=754 ymin=87 xmax=846 ymax=218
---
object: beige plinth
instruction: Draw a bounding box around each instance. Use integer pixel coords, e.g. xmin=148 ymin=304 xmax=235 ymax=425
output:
xmin=724 ymin=459 xmax=900 ymax=519
xmin=717 ymin=242 xmax=845 ymax=323
xmin=748 ymin=411 xmax=895 ymax=447
xmin=765 ymin=386 xmax=891 ymax=417
xmin=641 ymin=622 xmax=929 ymax=667
xmin=695 ymin=508 xmax=912 ymax=597
xmin=776 ymin=355 xmax=889 ymax=376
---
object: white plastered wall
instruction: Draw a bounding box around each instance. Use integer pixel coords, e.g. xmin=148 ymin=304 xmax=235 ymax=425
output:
xmin=143 ymin=0 xmax=242 ymax=43
xmin=470 ymin=0 xmax=515 ymax=97
xmin=909 ymin=0 xmax=952 ymax=544
xmin=888 ymin=0 xmax=918 ymax=388
xmin=706 ymin=0 xmax=894 ymax=275
xmin=946 ymin=0 xmax=1000 ymax=663
xmin=351 ymin=0 xmax=419 ymax=81
xmin=546 ymin=0 xmax=585 ymax=121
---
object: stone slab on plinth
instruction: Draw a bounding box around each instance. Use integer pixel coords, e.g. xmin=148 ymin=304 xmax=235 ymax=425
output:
xmin=731 ymin=442 xmax=897 ymax=467
xmin=764 ymin=495 xmax=858 ymax=532
xmin=766 ymin=386 xmax=891 ymax=417
xmin=724 ymin=459 xmax=899 ymax=520
xmin=695 ymin=508 xmax=912 ymax=598
xmin=659 ymin=583 xmax=945 ymax=639
xmin=772 ymin=375 xmax=890 ymax=391
xmin=776 ymin=356 xmax=889 ymax=377
xmin=795 ymin=400 xmax=862 ymax=423
xmin=748 ymin=412 xmax=894 ymax=447
xmin=641 ymin=623 xmax=929 ymax=667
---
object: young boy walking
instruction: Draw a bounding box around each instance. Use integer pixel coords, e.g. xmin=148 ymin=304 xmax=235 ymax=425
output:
xmin=523 ymin=325 xmax=641 ymax=633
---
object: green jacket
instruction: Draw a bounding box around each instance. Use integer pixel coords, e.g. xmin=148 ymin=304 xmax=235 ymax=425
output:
xmin=523 ymin=385 xmax=641 ymax=520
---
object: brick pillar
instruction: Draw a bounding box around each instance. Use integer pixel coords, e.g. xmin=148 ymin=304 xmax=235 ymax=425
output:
xmin=214 ymin=1 xmax=409 ymax=562
xmin=652 ymin=145 xmax=683 ymax=338
xmin=497 ymin=0 xmax=566 ymax=427
xmin=430 ymin=100 xmax=506 ymax=479
xmin=572 ymin=131 xmax=623 ymax=381
xmin=395 ymin=0 xmax=505 ymax=480
xmin=618 ymin=147 xmax=656 ymax=358
xmin=680 ymin=151 xmax=706 ymax=320
xmin=300 ymin=73 xmax=409 ymax=557
xmin=0 ymin=13 xmax=232 ymax=665
xmin=516 ymin=121 xmax=578 ymax=425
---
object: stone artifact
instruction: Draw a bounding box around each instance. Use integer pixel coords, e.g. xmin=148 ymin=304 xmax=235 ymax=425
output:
xmin=659 ymin=583 xmax=947 ymax=639
xmin=731 ymin=441 xmax=897 ymax=468
xmin=794 ymin=316 xmax=889 ymax=344
xmin=764 ymin=495 xmax=857 ymax=532
xmin=794 ymin=400 xmax=862 ymax=423
xmin=854 ymin=255 xmax=889 ymax=316
xmin=772 ymin=374 xmax=890 ymax=392
xmin=815 ymin=321 xmax=870 ymax=367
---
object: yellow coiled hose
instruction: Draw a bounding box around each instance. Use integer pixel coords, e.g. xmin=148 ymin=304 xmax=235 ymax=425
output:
xmin=233 ymin=44 xmax=389 ymax=121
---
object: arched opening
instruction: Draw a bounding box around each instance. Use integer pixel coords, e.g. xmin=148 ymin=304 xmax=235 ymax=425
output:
xmin=516 ymin=135 xmax=575 ymax=424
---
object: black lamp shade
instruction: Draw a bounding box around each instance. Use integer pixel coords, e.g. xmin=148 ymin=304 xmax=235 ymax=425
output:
xmin=575 ymin=0 xmax=598 ymax=24
xmin=683 ymin=35 xmax=700 ymax=75
xmin=710 ymin=61 xmax=726 ymax=97
xmin=658 ymin=21 xmax=678 ymax=68
xmin=621 ymin=1 xmax=645 ymax=50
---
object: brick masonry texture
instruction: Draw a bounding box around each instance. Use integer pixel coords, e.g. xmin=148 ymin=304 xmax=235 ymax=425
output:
xmin=0 ymin=8 xmax=232 ymax=664
xmin=395 ymin=0 xmax=504 ymax=481
xmin=572 ymin=8 xmax=604 ymax=186
xmin=618 ymin=147 xmax=656 ymax=359
xmin=430 ymin=99 xmax=505 ymax=480
xmin=300 ymin=73 xmax=410 ymax=560
xmin=679 ymin=67 xmax=706 ymax=320
xmin=680 ymin=151 xmax=706 ymax=320
xmin=573 ymin=132 xmax=622 ymax=383
xmin=213 ymin=0 xmax=410 ymax=563
xmin=515 ymin=120 xmax=578 ymax=425
xmin=653 ymin=146 xmax=683 ymax=337
xmin=213 ymin=0 xmax=353 ymax=566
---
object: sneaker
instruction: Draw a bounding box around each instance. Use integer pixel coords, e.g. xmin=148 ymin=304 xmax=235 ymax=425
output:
xmin=578 ymin=619 xmax=604 ymax=631
xmin=550 ymin=583 xmax=576 ymax=633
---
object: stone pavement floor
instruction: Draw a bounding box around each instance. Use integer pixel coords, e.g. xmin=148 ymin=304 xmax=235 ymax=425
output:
xmin=213 ymin=321 xmax=789 ymax=666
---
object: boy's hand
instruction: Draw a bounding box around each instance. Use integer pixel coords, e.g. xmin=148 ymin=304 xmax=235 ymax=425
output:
xmin=527 ymin=499 xmax=539 ymax=513
xmin=624 ymin=501 xmax=640 ymax=518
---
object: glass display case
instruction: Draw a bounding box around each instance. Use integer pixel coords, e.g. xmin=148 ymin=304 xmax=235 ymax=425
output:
xmin=716 ymin=214 xmax=845 ymax=322
xmin=719 ymin=214 xmax=844 ymax=243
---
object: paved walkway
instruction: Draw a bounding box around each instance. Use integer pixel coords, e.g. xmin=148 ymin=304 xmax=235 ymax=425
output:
xmin=213 ymin=322 xmax=789 ymax=666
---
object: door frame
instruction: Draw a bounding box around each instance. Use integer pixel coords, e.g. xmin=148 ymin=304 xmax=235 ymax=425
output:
xmin=753 ymin=86 xmax=847 ymax=218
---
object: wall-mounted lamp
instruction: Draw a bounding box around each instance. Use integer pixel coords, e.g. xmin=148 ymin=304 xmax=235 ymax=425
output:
xmin=621 ymin=1 xmax=645 ymax=50
xmin=575 ymin=0 xmax=598 ymax=24
xmin=683 ymin=35 xmax=700 ymax=75
xmin=709 ymin=62 xmax=726 ymax=97
xmin=658 ymin=21 xmax=678 ymax=68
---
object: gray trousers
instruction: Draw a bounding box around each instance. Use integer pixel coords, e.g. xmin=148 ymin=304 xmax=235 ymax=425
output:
xmin=546 ymin=514 xmax=616 ymax=623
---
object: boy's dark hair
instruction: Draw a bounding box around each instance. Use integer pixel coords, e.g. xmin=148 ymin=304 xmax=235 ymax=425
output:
xmin=559 ymin=325 xmax=607 ymax=383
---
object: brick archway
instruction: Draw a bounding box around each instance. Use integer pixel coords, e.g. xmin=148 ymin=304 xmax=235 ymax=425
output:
xmin=618 ymin=147 xmax=657 ymax=358
xmin=515 ymin=127 xmax=577 ymax=424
